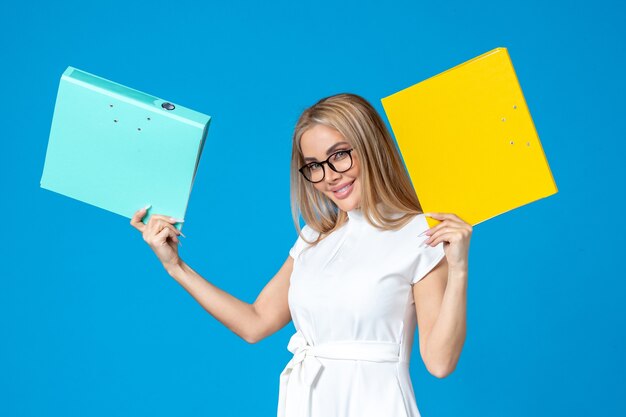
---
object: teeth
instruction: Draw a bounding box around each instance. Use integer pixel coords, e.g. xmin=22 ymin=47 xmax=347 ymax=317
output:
xmin=335 ymin=183 xmax=351 ymax=193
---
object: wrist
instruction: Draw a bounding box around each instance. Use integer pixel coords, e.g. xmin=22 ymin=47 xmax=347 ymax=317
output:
xmin=165 ymin=258 xmax=184 ymax=277
xmin=448 ymin=263 xmax=468 ymax=277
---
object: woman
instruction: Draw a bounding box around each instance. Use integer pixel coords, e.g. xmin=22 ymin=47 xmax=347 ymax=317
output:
xmin=130 ymin=93 xmax=471 ymax=417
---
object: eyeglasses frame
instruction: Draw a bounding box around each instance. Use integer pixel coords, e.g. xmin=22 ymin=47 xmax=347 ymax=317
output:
xmin=298 ymin=148 xmax=355 ymax=183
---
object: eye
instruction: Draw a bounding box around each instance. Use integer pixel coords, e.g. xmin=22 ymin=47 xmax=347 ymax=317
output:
xmin=309 ymin=162 xmax=322 ymax=171
xmin=332 ymin=150 xmax=349 ymax=160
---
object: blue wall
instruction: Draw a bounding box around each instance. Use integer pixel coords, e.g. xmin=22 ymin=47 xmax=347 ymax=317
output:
xmin=1 ymin=1 xmax=624 ymax=416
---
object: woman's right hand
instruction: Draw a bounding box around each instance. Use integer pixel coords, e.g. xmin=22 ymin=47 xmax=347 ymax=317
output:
xmin=130 ymin=206 xmax=184 ymax=271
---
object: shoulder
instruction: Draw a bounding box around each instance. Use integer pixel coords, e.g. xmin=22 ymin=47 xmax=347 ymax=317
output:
xmin=289 ymin=224 xmax=321 ymax=260
xmin=299 ymin=224 xmax=321 ymax=240
xmin=407 ymin=212 xmax=428 ymax=229
xmin=390 ymin=212 xmax=429 ymax=236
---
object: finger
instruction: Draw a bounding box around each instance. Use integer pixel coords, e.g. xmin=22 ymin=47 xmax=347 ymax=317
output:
xmin=148 ymin=214 xmax=185 ymax=226
xmin=154 ymin=221 xmax=182 ymax=237
xmin=424 ymin=226 xmax=463 ymax=246
xmin=154 ymin=226 xmax=169 ymax=246
xmin=166 ymin=228 xmax=181 ymax=246
xmin=424 ymin=212 xmax=469 ymax=226
xmin=428 ymin=230 xmax=465 ymax=247
xmin=130 ymin=205 xmax=151 ymax=232
xmin=145 ymin=221 xmax=175 ymax=245
xmin=432 ymin=213 xmax=472 ymax=232
xmin=419 ymin=219 xmax=450 ymax=237
xmin=423 ymin=213 xmax=468 ymax=232
xmin=422 ymin=226 xmax=446 ymax=246
xmin=147 ymin=217 xmax=182 ymax=235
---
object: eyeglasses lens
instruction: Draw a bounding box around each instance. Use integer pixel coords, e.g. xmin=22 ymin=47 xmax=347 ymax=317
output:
xmin=303 ymin=151 xmax=352 ymax=182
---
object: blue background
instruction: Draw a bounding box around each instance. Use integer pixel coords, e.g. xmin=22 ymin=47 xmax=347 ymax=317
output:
xmin=2 ymin=1 xmax=625 ymax=416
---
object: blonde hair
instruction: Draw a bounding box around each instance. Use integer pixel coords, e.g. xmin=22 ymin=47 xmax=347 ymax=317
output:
xmin=290 ymin=93 xmax=424 ymax=246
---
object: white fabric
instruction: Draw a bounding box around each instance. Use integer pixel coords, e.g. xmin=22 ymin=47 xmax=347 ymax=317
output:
xmin=279 ymin=207 xmax=446 ymax=417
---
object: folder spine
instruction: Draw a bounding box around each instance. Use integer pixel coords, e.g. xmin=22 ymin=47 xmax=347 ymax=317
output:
xmin=61 ymin=66 xmax=210 ymax=130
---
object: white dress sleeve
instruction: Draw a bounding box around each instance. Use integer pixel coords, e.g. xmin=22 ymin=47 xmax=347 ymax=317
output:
xmin=411 ymin=215 xmax=446 ymax=284
xmin=289 ymin=224 xmax=319 ymax=260
xmin=411 ymin=242 xmax=446 ymax=284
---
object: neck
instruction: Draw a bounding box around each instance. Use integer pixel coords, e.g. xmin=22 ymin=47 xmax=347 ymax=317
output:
xmin=346 ymin=201 xmax=384 ymax=221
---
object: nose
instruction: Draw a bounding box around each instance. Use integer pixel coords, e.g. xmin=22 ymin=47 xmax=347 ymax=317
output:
xmin=325 ymin=163 xmax=342 ymax=183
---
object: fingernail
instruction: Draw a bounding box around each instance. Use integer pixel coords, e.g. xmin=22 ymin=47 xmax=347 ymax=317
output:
xmin=169 ymin=217 xmax=184 ymax=223
xmin=418 ymin=229 xmax=429 ymax=237
xmin=144 ymin=204 xmax=152 ymax=210
xmin=179 ymin=232 xmax=186 ymax=238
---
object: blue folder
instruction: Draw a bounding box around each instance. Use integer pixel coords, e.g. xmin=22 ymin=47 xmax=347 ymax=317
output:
xmin=40 ymin=67 xmax=212 ymax=231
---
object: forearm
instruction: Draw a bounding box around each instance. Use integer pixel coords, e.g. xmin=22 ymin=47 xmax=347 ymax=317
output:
xmin=166 ymin=260 xmax=260 ymax=343
xmin=424 ymin=267 xmax=468 ymax=377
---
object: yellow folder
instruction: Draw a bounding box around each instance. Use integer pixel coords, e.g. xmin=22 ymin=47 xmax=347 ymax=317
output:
xmin=381 ymin=47 xmax=558 ymax=227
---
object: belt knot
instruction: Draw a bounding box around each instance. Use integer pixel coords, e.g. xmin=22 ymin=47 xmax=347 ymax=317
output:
xmin=277 ymin=330 xmax=402 ymax=417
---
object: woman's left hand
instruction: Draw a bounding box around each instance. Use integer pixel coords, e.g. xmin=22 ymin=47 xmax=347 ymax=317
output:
xmin=423 ymin=212 xmax=472 ymax=272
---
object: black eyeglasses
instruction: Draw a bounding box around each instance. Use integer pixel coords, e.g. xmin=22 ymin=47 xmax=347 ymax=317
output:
xmin=299 ymin=148 xmax=355 ymax=183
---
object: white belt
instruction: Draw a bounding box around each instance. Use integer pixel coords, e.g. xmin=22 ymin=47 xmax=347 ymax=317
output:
xmin=277 ymin=330 xmax=401 ymax=417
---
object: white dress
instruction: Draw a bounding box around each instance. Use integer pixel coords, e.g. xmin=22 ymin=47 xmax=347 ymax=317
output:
xmin=278 ymin=206 xmax=446 ymax=417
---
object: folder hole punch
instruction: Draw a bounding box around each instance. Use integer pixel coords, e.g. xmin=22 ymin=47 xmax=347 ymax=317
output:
xmin=147 ymin=117 xmax=151 ymax=121
xmin=513 ymin=105 xmax=517 ymax=109
xmin=109 ymin=104 xmax=113 ymax=108
xmin=114 ymin=119 xmax=118 ymax=123
xmin=510 ymin=140 xmax=514 ymax=145
xmin=501 ymin=117 xmax=506 ymax=122
xmin=161 ymin=102 xmax=175 ymax=110
xmin=527 ymin=142 xmax=530 ymax=146
xmin=137 ymin=128 xmax=142 ymax=131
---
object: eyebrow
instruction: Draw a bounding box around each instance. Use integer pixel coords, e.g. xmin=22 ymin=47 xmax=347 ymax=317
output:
xmin=303 ymin=141 xmax=351 ymax=162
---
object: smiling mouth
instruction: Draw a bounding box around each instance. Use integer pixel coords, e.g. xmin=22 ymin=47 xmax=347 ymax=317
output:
xmin=331 ymin=179 xmax=355 ymax=195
